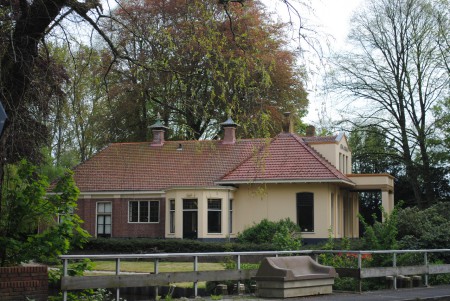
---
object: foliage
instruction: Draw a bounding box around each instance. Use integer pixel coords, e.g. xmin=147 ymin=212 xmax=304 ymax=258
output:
xmin=76 ymin=237 xmax=274 ymax=254
xmin=100 ymin=0 xmax=308 ymax=141
xmin=0 ymin=160 xmax=90 ymax=266
xmin=359 ymin=207 xmax=398 ymax=253
xmin=397 ymin=202 xmax=450 ymax=250
xmin=333 ymin=0 xmax=449 ymax=208
xmin=236 ymin=218 xmax=301 ymax=249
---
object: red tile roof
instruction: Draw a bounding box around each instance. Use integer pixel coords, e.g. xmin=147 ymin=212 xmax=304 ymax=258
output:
xmin=72 ymin=133 xmax=353 ymax=192
xmin=218 ymin=133 xmax=353 ymax=184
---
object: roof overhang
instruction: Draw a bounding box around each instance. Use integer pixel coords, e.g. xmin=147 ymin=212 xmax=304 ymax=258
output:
xmin=165 ymin=186 xmax=237 ymax=191
xmin=347 ymin=174 xmax=394 ymax=192
xmin=215 ymin=178 xmax=355 ymax=187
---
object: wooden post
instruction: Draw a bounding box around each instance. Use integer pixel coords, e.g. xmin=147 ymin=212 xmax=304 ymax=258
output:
xmin=155 ymin=259 xmax=159 ymax=298
xmin=393 ymin=253 xmax=397 ymax=290
xmin=424 ymin=252 xmax=429 ymax=287
xmin=237 ymin=255 xmax=242 ymax=295
xmin=63 ymin=259 xmax=68 ymax=301
xmin=358 ymin=253 xmax=362 ymax=293
xmin=116 ymin=258 xmax=121 ymax=300
xmin=194 ymin=256 xmax=198 ymax=297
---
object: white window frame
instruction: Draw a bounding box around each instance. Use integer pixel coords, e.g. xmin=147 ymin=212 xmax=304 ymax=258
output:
xmin=96 ymin=201 xmax=112 ymax=238
xmin=128 ymin=200 xmax=160 ymax=223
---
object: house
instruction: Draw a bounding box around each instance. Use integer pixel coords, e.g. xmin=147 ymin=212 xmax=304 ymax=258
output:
xmin=70 ymin=114 xmax=394 ymax=242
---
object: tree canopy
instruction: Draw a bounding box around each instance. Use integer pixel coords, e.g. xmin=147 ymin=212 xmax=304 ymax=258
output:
xmin=332 ymin=0 xmax=449 ymax=208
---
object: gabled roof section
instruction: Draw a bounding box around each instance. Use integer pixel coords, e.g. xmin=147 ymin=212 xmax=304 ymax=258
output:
xmin=217 ymin=133 xmax=354 ymax=185
xmin=72 ymin=139 xmax=266 ymax=192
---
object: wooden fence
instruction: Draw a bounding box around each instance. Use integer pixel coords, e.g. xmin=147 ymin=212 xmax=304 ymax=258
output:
xmin=60 ymin=249 xmax=450 ymax=301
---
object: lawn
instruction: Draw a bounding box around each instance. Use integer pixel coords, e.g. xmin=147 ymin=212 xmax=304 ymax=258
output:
xmin=89 ymin=260 xmax=225 ymax=273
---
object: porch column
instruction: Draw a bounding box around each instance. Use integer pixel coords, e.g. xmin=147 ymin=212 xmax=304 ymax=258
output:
xmin=381 ymin=190 xmax=394 ymax=221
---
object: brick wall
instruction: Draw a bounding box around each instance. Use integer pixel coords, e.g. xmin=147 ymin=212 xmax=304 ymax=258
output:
xmin=0 ymin=266 xmax=48 ymax=301
xmin=77 ymin=197 xmax=166 ymax=238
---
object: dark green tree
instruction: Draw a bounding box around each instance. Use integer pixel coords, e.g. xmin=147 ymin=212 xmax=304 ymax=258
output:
xmin=0 ymin=160 xmax=89 ymax=266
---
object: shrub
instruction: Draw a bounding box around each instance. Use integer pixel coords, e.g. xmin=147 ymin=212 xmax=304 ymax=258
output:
xmin=236 ymin=218 xmax=301 ymax=250
xmin=397 ymin=202 xmax=450 ymax=250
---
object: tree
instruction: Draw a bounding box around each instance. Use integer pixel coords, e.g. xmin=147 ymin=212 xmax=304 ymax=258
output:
xmin=48 ymin=44 xmax=109 ymax=163
xmin=0 ymin=160 xmax=89 ymax=266
xmin=100 ymin=0 xmax=307 ymax=141
xmin=332 ymin=0 xmax=449 ymax=208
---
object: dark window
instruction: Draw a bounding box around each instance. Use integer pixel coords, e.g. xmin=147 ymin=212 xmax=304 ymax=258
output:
xmin=229 ymin=199 xmax=233 ymax=234
xmin=208 ymin=199 xmax=221 ymax=233
xmin=129 ymin=200 xmax=160 ymax=223
xmin=297 ymin=192 xmax=314 ymax=232
xmin=169 ymin=199 xmax=175 ymax=233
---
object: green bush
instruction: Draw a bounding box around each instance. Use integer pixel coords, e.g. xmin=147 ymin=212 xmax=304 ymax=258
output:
xmin=236 ymin=218 xmax=301 ymax=250
xmin=75 ymin=238 xmax=274 ymax=254
xmin=397 ymin=202 xmax=450 ymax=250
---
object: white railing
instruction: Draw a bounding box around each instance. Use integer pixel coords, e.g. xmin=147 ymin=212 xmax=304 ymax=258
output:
xmin=60 ymin=249 xmax=450 ymax=301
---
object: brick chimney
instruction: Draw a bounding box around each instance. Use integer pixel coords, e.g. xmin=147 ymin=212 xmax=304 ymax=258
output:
xmin=220 ymin=117 xmax=238 ymax=144
xmin=306 ymin=125 xmax=316 ymax=137
xmin=149 ymin=114 xmax=168 ymax=146
xmin=282 ymin=112 xmax=294 ymax=133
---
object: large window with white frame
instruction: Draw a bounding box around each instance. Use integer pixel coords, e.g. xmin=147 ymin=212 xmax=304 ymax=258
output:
xmin=208 ymin=199 xmax=222 ymax=233
xmin=128 ymin=200 xmax=160 ymax=223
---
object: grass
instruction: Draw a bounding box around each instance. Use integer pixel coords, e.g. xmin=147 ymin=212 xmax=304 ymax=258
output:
xmin=90 ymin=260 xmax=225 ymax=273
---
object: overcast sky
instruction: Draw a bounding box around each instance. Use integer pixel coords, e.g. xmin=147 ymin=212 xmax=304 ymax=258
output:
xmin=263 ymin=0 xmax=364 ymax=125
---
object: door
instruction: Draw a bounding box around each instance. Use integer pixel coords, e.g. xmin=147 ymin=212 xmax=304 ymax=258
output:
xmin=183 ymin=199 xmax=198 ymax=239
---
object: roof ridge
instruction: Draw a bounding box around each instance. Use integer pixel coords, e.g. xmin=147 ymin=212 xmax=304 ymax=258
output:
xmin=290 ymin=133 xmax=352 ymax=182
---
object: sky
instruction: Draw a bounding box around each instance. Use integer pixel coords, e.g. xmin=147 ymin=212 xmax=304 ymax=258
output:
xmin=263 ymin=0 xmax=364 ymax=125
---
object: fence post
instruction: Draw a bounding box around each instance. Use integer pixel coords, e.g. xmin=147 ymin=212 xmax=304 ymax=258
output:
xmin=236 ymin=254 xmax=242 ymax=295
xmin=63 ymin=258 xmax=68 ymax=301
xmin=116 ymin=258 xmax=121 ymax=300
xmin=393 ymin=252 xmax=397 ymax=290
xmin=358 ymin=253 xmax=362 ymax=293
xmin=194 ymin=256 xmax=198 ymax=297
xmin=424 ymin=252 xmax=429 ymax=287
xmin=155 ymin=258 xmax=159 ymax=298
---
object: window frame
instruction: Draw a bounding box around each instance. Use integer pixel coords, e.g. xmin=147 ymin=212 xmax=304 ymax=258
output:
xmin=169 ymin=199 xmax=175 ymax=234
xmin=296 ymin=192 xmax=314 ymax=233
xmin=128 ymin=200 xmax=160 ymax=223
xmin=207 ymin=198 xmax=222 ymax=234
xmin=96 ymin=201 xmax=112 ymax=238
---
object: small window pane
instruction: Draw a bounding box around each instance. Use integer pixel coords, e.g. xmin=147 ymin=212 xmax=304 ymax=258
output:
xmin=183 ymin=199 xmax=198 ymax=209
xmin=104 ymin=203 xmax=112 ymax=213
xmin=208 ymin=199 xmax=221 ymax=210
xmin=98 ymin=225 xmax=104 ymax=233
xmin=149 ymin=201 xmax=159 ymax=222
xmin=140 ymin=202 xmax=149 ymax=222
xmin=129 ymin=202 xmax=138 ymax=222
xmin=105 ymin=225 xmax=111 ymax=234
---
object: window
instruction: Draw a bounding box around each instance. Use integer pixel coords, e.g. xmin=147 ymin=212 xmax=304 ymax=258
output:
xmin=297 ymin=192 xmax=314 ymax=232
xmin=208 ymin=199 xmax=222 ymax=233
xmin=97 ymin=202 xmax=112 ymax=238
xmin=169 ymin=199 xmax=175 ymax=233
xmin=229 ymin=199 xmax=233 ymax=234
xmin=331 ymin=193 xmax=335 ymax=231
xmin=58 ymin=207 xmax=74 ymax=224
xmin=129 ymin=200 xmax=159 ymax=223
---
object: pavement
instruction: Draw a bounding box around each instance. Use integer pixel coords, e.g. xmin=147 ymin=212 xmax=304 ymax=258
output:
xmin=213 ymin=285 xmax=450 ymax=301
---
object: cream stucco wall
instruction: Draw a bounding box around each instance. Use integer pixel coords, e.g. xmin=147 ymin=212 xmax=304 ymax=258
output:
xmin=232 ymin=183 xmax=356 ymax=239
xmin=163 ymin=184 xmax=360 ymax=240
xmin=309 ymin=135 xmax=352 ymax=174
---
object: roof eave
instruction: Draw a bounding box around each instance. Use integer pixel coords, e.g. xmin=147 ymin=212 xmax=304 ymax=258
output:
xmin=216 ymin=178 xmax=356 ymax=186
